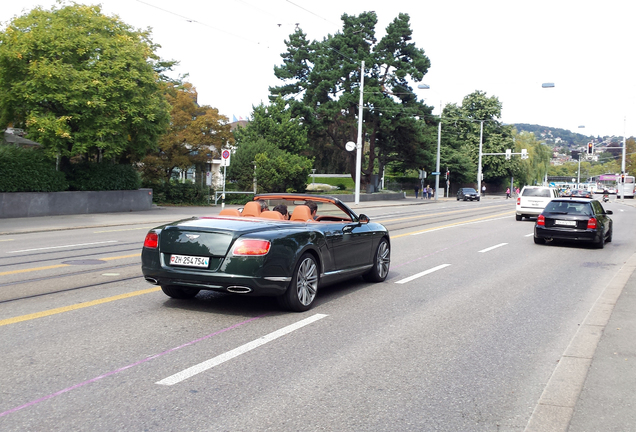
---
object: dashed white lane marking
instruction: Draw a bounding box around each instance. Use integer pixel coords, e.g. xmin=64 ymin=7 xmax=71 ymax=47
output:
xmin=156 ymin=313 xmax=328 ymax=386
xmin=525 ymin=233 xmax=534 ymax=237
xmin=478 ymin=243 xmax=508 ymax=253
xmin=394 ymin=264 xmax=451 ymax=285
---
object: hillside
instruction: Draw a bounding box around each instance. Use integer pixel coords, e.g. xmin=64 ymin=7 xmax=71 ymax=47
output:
xmin=512 ymin=124 xmax=592 ymax=147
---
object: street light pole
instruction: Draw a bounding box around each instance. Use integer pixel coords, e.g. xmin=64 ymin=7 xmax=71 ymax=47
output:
xmin=354 ymin=61 xmax=365 ymax=205
xmin=621 ymin=116 xmax=626 ymax=202
xmin=477 ymin=120 xmax=484 ymax=197
xmin=435 ymin=119 xmax=441 ymax=201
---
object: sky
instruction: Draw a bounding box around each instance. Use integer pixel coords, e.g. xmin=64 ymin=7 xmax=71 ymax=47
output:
xmin=2 ymin=0 xmax=635 ymax=139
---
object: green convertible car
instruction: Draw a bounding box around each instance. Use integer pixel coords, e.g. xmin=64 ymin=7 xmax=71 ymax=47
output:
xmin=142 ymin=194 xmax=391 ymax=311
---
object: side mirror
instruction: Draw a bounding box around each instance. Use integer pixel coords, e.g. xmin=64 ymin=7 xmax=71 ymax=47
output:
xmin=606 ymin=210 xmax=613 ymax=215
xmin=359 ymin=214 xmax=370 ymax=223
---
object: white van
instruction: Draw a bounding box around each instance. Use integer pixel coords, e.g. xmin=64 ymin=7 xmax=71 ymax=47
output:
xmin=515 ymin=186 xmax=560 ymax=220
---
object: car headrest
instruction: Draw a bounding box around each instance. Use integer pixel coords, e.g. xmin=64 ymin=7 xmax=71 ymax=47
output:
xmin=219 ymin=208 xmax=241 ymax=216
xmin=290 ymin=205 xmax=313 ymax=222
xmin=242 ymin=201 xmax=262 ymax=217
xmin=260 ymin=210 xmax=285 ymax=220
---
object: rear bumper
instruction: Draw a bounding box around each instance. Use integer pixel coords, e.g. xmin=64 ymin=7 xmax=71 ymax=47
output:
xmin=534 ymin=226 xmax=600 ymax=243
xmin=516 ymin=206 xmax=544 ymax=216
xmin=141 ymin=248 xmax=290 ymax=296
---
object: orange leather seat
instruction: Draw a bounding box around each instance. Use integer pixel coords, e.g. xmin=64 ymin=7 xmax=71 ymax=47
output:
xmin=219 ymin=208 xmax=241 ymax=216
xmin=260 ymin=210 xmax=285 ymax=220
xmin=242 ymin=201 xmax=262 ymax=217
xmin=290 ymin=205 xmax=314 ymax=222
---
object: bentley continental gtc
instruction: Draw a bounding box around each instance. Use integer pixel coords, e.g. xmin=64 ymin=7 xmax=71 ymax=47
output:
xmin=142 ymin=194 xmax=391 ymax=311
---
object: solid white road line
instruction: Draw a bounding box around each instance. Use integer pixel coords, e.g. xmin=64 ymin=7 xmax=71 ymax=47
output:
xmin=156 ymin=313 xmax=328 ymax=386
xmin=409 ymin=215 xmax=511 ymax=236
xmin=525 ymin=233 xmax=534 ymax=237
xmin=478 ymin=243 xmax=508 ymax=253
xmin=395 ymin=264 xmax=451 ymax=285
xmin=7 ymin=241 xmax=118 ymax=253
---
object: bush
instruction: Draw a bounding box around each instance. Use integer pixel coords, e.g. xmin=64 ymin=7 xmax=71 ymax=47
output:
xmin=148 ymin=180 xmax=210 ymax=205
xmin=0 ymin=146 xmax=68 ymax=192
xmin=66 ymin=162 xmax=141 ymax=191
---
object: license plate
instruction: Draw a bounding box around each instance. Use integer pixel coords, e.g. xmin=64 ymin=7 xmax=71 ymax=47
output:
xmin=554 ymin=220 xmax=576 ymax=226
xmin=170 ymin=254 xmax=209 ymax=268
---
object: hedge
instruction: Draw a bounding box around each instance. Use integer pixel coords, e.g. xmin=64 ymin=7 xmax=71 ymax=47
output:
xmin=65 ymin=162 xmax=141 ymax=191
xmin=0 ymin=146 xmax=68 ymax=192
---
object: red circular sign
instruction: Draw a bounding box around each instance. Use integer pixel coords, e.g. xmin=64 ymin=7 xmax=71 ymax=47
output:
xmin=222 ymin=150 xmax=230 ymax=159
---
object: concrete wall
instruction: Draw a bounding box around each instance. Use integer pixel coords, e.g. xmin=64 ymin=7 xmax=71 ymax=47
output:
xmin=0 ymin=189 xmax=154 ymax=218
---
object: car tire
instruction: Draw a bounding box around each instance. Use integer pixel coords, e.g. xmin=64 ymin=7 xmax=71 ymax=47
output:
xmin=533 ymin=236 xmax=545 ymax=245
xmin=596 ymin=233 xmax=606 ymax=249
xmin=516 ymin=214 xmax=522 ymax=221
xmin=363 ymin=238 xmax=391 ymax=282
xmin=278 ymin=253 xmax=319 ymax=312
xmin=161 ymin=285 xmax=200 ymax=299
xmin=457 ymin=197 xmax=459 ymax=201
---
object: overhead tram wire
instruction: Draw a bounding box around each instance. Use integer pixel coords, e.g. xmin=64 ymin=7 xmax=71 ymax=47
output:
xmin=135 ymin=0 xmax=269 ymax=47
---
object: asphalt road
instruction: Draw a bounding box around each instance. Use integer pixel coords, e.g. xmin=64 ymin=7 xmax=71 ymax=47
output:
xmin=1 ymin=198 xmax=634 ymax=431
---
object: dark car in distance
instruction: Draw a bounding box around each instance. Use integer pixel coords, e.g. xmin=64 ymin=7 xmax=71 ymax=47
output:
xmin=570 ymin=189 xmax=593 ymax=199
xmin=457 ymin=188 xmax=480 ymax=201
xmin=534 ymin=198 xmax=613 ymax=248
xmin=142 ymin=194 xmax=391 ymax=312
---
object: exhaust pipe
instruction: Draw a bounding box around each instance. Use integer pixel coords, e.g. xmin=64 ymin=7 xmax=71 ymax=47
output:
xmin=227 ymin=286 xmax=252 ymax=294
xmin=145 ymin=277 xmax=159 ymax=285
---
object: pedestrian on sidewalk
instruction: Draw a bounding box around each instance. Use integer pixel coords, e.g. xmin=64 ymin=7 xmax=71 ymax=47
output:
xmin=506 ymin=187 xmax=511 ymax=199
xmin=414 ymin=185 xmax=419 ymax=199
xmin=481 ymin=185 xmax=486 ymax=197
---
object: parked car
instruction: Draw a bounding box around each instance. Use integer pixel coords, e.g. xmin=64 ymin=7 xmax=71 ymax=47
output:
xmin=457 ymin=188 xmax=480 ymax=201
xmin=534 ymin=198 xmax=613 ymax=248
xmin=516 ymin=186 xmax=560 ymax=220
xmin=141 ymin=194 xmax=391 ymax=312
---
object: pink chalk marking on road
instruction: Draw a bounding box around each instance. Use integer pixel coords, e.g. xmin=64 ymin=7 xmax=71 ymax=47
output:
xmin=0 ymin=314 xmax=266 ymax=418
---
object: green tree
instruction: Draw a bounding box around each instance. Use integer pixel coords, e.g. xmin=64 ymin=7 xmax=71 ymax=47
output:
xmin=440 ymin=91 xmax=516 ymax=186
xmin=230 ymin=99 xmax=313 ymax=193
xmin=228 ymin=138 xmax=312 ymax=193
xmin=234 ymin=98 xmax=308 ymax=154
xmin=141 ymin=81 xmax=234 ymax=185
xmin=0 ymin=4 xmax=171 ymax=166
xmin=513 ymin=130 xmax=551 ymax=186
xmin=270 ymin=12 xmax=434 ymax=186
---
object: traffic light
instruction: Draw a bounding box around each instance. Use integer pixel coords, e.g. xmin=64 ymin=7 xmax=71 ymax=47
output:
xmin=621 ymin=174 xmax=625 ymax=183
xmin=587 ymin=142 xmax=594 ymax=154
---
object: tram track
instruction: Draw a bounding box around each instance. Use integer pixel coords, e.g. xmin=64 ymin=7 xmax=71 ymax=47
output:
xmin=381 ymin=203 xmax=514 ymax=232
xmin=0 ymin=245 xmax=141 ymax=267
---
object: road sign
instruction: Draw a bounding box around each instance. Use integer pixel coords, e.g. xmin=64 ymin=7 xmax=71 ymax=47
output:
xmin=221 ymin=149 xmax=231 ymax=167
xmin=432 ymin=171 xmax=441 ymax=175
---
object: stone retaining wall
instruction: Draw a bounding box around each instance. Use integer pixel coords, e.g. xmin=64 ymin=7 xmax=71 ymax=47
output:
xmin=0 ymin=189 xmax=154 ymax=218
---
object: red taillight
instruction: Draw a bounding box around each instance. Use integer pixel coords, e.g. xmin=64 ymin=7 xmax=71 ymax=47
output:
xmin=537 ymin=214 xmax=545 ymax=226
xmin=144 ymin=232 xmax=158 ymax=248
xmin=516 ymin=197 xmax=520 ymax=205
xmin=587 ymin=217 xmax=597 ymax=229
xmin=232 ymin=239 xmax=271 ymax=256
